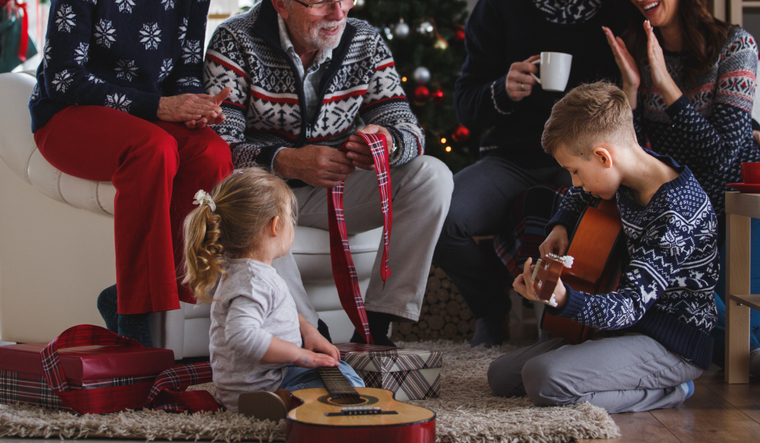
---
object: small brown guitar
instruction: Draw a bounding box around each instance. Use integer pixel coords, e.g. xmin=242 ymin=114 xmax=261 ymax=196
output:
xmin=532 ymin=199 xmax=626 ymax=343
xmin=286 ymin=366 xmax=436 ymax=443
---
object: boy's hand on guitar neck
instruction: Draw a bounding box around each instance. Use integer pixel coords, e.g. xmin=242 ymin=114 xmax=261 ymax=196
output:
xmin=513 ymin=256 xmax=569 ymax=309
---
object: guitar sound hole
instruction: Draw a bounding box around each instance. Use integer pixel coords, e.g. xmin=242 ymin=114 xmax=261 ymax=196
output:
xmin=327 ymin=395 xmax=369 ymax=405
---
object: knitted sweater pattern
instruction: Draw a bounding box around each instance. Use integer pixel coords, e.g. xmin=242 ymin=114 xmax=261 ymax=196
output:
xmin=29 ymin=0 xmax=210 ymax=132
xmin=635 ymin=27 xmax=760 ymax=216
xmin=202 ymin=0 xmax=423 ymax=172
xmin=546 ymin=155 xmax=718 ymax=369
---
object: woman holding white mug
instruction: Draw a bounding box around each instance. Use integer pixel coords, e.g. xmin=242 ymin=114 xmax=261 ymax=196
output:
xmin=604 ymin=0 xmax=760 ymax=374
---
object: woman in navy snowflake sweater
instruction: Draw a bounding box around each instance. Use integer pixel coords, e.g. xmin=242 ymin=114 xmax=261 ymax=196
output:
xmin=604 ymin=0 xmax=760 ymax=371
xmin=28 ymin=0 xmax=234 ymax=346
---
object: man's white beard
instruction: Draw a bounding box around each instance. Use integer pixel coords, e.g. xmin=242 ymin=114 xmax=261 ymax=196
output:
xmin=306 ymin=19 xmax=346 ymax=51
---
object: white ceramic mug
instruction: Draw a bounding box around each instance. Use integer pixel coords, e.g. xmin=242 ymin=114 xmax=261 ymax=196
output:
xmin=531 ymin=52 xmax=573 ymax=92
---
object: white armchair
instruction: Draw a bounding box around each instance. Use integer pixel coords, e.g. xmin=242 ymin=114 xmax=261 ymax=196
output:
xmin=0 ymin=72 xmax=380 ymax=359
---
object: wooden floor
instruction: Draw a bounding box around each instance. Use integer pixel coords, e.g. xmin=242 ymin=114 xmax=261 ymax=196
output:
xmin=588 ymin=365 xmax=760 ymax=442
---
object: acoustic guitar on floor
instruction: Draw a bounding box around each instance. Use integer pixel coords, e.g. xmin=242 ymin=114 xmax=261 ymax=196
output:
xmin=285 ymin=366 xmax=436 ymax=443
xmin=531 ymin=199 xmax=626 ymax=344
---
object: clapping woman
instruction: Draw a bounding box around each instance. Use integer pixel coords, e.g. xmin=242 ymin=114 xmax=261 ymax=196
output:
xmin=604 ymin=0 xmax=760 ymax=373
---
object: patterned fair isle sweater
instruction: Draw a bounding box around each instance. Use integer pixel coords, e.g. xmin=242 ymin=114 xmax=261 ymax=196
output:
xmin=634 ymin=26 xmax=760 ymax=217
xmin=29 ymin=0 xmax=210 ymax=133
xmin=202 ymin=0 xmax=423 ymax=177
xmin=546 ymin=153 xmax=718 ymax=370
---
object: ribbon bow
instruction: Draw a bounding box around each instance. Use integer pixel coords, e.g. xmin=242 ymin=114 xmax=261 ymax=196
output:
xmin=193 ymin=189 xmax=216 ymax=212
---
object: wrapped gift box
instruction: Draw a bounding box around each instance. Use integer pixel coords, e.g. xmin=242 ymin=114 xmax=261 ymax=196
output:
xmin=336 ymin=343 xmax=442 ymax=401
xmin=0 ymin=329 xmax=175 ymax=413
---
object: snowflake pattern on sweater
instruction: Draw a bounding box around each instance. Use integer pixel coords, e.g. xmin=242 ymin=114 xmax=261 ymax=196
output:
xmin=29 ymin=0 xmax=211 ymax=133
xmin=634 ymin=27 xmax=760 ymax=217
xmin=202 ymin=0 xmax=424 ymax=172
xmin=546 ymin=154 xmax=718 ymax=369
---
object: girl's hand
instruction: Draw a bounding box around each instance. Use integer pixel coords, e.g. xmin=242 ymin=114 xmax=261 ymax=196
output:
xmin=506 ymin=55 xmax=540 ymax=102
xmin=539 ymin=225 xmax=569 ymax=259
xmin=602 ymin=26 xmax=640 ymax=109
xmin=643 ymin=20 xmax=682 ymax=106
xmin=293 ymin=348 xmax=340 ymax=369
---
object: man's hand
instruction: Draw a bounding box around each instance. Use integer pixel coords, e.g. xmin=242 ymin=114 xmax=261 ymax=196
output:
xmin=273 ymin=145 xmax=355 ymax=188
xmin=506 ymin=55 xmax=540 ymax=102
xmin=299 ymin=314 xmax=340 ymax=361
xmin=344 ymin=124 xmax=394 ymax=170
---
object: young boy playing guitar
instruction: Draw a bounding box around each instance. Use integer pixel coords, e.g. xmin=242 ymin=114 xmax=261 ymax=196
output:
xmin=488 ymin=82 xmax=719 ymax=413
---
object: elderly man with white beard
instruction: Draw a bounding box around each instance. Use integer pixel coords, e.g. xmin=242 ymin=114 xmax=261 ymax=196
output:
xmin=203 ymin=0 xmax=453 ymax=347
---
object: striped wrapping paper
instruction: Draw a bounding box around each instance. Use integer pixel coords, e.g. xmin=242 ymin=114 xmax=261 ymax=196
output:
xmin=336 ymin=343 xmax=442 ymax=401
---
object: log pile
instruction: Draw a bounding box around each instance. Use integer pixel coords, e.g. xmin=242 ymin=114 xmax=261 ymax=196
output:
xmin=391 ymin=264 xmax=475 ymax=343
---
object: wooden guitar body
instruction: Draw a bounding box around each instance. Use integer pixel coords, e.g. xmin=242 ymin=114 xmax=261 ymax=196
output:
xmin=539 ymin=199 xmax=626 ymax=343
xmin=286 ymin=387 xmax=436 ymax=443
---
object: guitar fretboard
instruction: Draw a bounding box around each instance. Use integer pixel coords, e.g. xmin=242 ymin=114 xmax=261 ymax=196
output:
xmin=318 ymin=367 xmax=361 ymax=402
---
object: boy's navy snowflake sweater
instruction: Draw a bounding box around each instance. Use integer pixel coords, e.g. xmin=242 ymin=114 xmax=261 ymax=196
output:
xmin=29 ymin=0 xmax=210 ymax=132
xmin=634 ymin=26 xmax=760 ymax=217
xmin=545 ymin=153 xmax=719 ymax=370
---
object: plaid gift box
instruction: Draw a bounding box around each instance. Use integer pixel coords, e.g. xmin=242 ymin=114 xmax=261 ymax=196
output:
xmin=336 ymin=343 xmax=442 ymax=401
xmin=0 ymin=325 xmax=175 ymax=414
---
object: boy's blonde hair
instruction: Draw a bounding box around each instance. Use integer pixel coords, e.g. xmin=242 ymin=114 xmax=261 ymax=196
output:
xmin=541 ymin=81 xmax=638 ymax=158
xmin=183 ymin=168 xmax=297 ymax=303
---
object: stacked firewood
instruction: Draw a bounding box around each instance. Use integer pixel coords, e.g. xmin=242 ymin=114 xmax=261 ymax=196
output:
xmin=390 ymin=265 xmax=476 ymax=343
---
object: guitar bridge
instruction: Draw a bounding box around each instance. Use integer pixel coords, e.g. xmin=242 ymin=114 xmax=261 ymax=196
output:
xmin=325 ymin=406 xmax=399 ymax=416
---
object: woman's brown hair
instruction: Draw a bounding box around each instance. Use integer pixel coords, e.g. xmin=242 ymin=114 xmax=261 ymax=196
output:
xmin=619 ymin=0 xmax=730 ymax=87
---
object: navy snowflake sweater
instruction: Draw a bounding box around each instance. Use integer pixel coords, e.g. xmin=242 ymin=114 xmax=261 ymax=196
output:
xmin=29 ymin=0 xmax=211 ymax=133
xmin=545 ymin=153 xmax=718 ymax=370
xmin=634 ymin=26 xmax=760 ymax=217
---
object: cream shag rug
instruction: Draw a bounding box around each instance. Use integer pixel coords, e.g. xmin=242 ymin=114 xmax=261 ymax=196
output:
xmin=0 ymin=341 xmax=620 ymax=442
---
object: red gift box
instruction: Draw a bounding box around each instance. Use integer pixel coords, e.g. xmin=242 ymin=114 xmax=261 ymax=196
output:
xmin=0 ymin=325 xmax=175 ymax=414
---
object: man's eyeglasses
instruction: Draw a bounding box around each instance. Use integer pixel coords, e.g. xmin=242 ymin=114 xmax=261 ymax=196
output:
xmin=292 ymin=0 xmax=356 ymax=17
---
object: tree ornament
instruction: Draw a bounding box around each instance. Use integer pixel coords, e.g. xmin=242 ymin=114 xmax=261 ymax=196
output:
xmin=433 ymin=89 xmax=445 ymax=105
xmin=382 ymin=27 xmax=394 ymax=41
xmin=417 ymin=20 xmax=434 ymax=37
xmin=453 ymin=28 xmax=465 ymax=43
xmin=394 ymin=19 xmax=410 ymax=39
xmin=451 ymin=125 xmax=470 ymax=143
xmin=413 ymin=66 xmax=431 ymax=84
xmin=413 ymin=85 xmax=430 ymax=105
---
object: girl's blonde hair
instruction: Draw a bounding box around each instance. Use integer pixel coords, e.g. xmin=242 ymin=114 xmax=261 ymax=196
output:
xmin=183 ymin=167 xmax=297 ymax=303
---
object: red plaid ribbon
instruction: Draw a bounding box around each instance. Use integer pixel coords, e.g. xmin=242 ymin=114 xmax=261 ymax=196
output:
xmin=146 ymin=362 xmax=219 ymax=413
xmin=328 ymin=133 xmax=393 ymax=344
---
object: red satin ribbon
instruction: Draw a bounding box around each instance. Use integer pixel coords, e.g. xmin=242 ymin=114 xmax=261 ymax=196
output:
xmin=327 ymin=133 xmax=393 ymax=344
xmin=18 ymin=2 xmax=28 ymax=62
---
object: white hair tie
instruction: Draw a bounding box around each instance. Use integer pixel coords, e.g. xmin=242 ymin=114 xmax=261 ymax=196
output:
xmin=193 ymin=189 xmax=216 ymax=212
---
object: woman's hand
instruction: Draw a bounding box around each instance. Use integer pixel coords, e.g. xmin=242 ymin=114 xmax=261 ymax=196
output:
xmin=643 ymin=20 xmax=682 ymax=106
xmin=539 ymin=225 xmax=569 ymax=259
xmin=602 ymin=26 xmax=640 ymax=109
xmin=506 ymin=55 xmax=540 ymax=102
xmin=158 ymin=87 xmax=231 ymax=127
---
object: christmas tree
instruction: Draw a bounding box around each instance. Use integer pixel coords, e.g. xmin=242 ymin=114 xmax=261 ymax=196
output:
xmin=351 ymin=0 xmax=476 ymax=173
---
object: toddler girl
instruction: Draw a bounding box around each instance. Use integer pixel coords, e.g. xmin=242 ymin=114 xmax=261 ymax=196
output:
xmin=183 ymin=168 xmax=364 ymax=413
